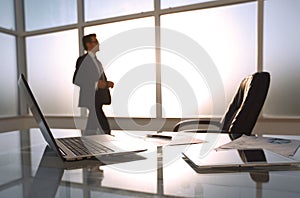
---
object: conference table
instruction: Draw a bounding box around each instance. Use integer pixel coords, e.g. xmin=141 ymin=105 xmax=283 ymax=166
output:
xmin=1 ymin=128 xmax=300 ymax=198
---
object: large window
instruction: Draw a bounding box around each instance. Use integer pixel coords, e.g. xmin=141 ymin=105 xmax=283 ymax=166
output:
xmin=264 ymin=0 xmax=300 ymax=117
xmin=84 ymin=0 xmax=154 ymax=22
xmin=0 ymin=0 xmax=15 ymax=30
xmin=0 ymin=33 xmax=18 ymax=117
xmin=161 ymin=2 xmax=257 ymax=117
xmin=85 ymin=17 xmax=156 ymax=117
xmin=24 ymin=0 xmax=77 ymax=31
xmin=1 ymin=0 xmax=300 ymax=120
xmin=26 ymin=30 xmax=79 ymax=116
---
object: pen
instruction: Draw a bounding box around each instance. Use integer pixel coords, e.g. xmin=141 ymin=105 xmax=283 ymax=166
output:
xmin=146 ymin=134 xmax=172 ymax=140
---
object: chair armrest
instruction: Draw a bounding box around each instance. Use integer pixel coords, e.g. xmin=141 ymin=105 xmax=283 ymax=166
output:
xmin=173 ymin=119 xmax=221 ymax=132
xmin=180 ymin=129 xmax=227 ymax=133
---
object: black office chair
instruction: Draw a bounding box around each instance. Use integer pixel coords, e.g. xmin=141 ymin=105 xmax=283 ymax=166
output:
xmin=173 ymin=72 xmax=270 ymax=140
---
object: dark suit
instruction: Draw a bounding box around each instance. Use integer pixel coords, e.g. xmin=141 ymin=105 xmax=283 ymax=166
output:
xmin=73 ymin=53 xmax=111 ymax=135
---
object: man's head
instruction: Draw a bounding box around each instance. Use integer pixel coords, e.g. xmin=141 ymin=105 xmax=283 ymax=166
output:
xmin=82 ymin=33 xmax=99 ymax=53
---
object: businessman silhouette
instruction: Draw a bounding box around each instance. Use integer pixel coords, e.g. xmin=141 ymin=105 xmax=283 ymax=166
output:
xmin=73 ymin=34 xmax=114 ymax=135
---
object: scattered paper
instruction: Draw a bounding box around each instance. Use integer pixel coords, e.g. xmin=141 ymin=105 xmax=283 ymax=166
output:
xmin=217 ymin=135 xmax=300 ymax=157
xmin=145 ymin=132 xmax=205 ymax=146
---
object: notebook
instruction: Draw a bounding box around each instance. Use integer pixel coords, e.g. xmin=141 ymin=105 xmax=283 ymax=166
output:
xmin=18 ymin=74 xmax=147 ymax=161
xmin=182 ymin=148 xmax=300 ymax=173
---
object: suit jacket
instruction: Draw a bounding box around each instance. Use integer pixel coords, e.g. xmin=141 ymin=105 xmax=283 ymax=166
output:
xmin=73 ymin=54 xmax=111 ymax=108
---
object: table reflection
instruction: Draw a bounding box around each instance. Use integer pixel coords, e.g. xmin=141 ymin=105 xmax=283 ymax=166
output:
xmin=27 ymin=146 xmax=103 ymax=198
xmin=1 ymin=129 xmax=300 ymax=198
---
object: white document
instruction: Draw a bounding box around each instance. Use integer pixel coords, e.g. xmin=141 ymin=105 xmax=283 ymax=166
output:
xmin=218 ymin=135 xmax=300 ymax=157
xmin=144 ymin=132 xmax=205 ymax=146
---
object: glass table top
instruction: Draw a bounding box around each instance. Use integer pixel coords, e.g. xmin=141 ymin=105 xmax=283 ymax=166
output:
xmin=1 ymin=129 xmax=300 ymax=198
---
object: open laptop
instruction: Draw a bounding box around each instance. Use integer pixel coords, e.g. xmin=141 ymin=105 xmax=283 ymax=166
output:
xmin=182 ymin=148 xmax=300 ymax=173
xmin=18 ymin=74 xmax=147 ymax=161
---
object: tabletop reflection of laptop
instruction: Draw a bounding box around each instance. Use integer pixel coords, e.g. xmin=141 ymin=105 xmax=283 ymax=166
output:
xmin=27 ymin=146 xmax=104 ymax=198
xmin=18 ymin=74 xmax=147 ymax=161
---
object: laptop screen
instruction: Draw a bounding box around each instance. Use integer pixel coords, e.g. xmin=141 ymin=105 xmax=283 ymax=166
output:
xmin=18 ymin=74 xmax=63 ymax=158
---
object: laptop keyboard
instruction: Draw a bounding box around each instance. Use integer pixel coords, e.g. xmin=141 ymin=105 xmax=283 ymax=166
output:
xmin=58 ymin=137 xmax=114 ymax=156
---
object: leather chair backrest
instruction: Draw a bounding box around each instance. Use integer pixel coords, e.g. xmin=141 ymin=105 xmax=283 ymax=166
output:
xmin=220 ymin=72 xmax=270 ymax=139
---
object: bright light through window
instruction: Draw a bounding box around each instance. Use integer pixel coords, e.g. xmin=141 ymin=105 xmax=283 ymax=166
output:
xmin=0 ymin=33 xmax=18 ymax=117
xmin=264 ymin=0 xmax=300 ymax=117
xmin=24 ymin=0 xmax=77 ymax=31
xmin=0 ymin=0 xmax=15 ymax=30
xmin=84 ymin=17 xmax=155 ymax=117
xmin=26 ymin=30 xmax=79 ymax=116
xmin=85 ymin=0 xmax=153 ymax=21
xmin=161 ymin=3 xmax=257 ymax=118
xmin=161 ymin=49 xmax=212 ymax=118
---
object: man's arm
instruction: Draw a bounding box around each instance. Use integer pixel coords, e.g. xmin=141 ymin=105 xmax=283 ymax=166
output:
xmin=97 ymin=80 xmax=114 ymax=89
xmin=72 ymin=56 xmax=85 ymax=85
